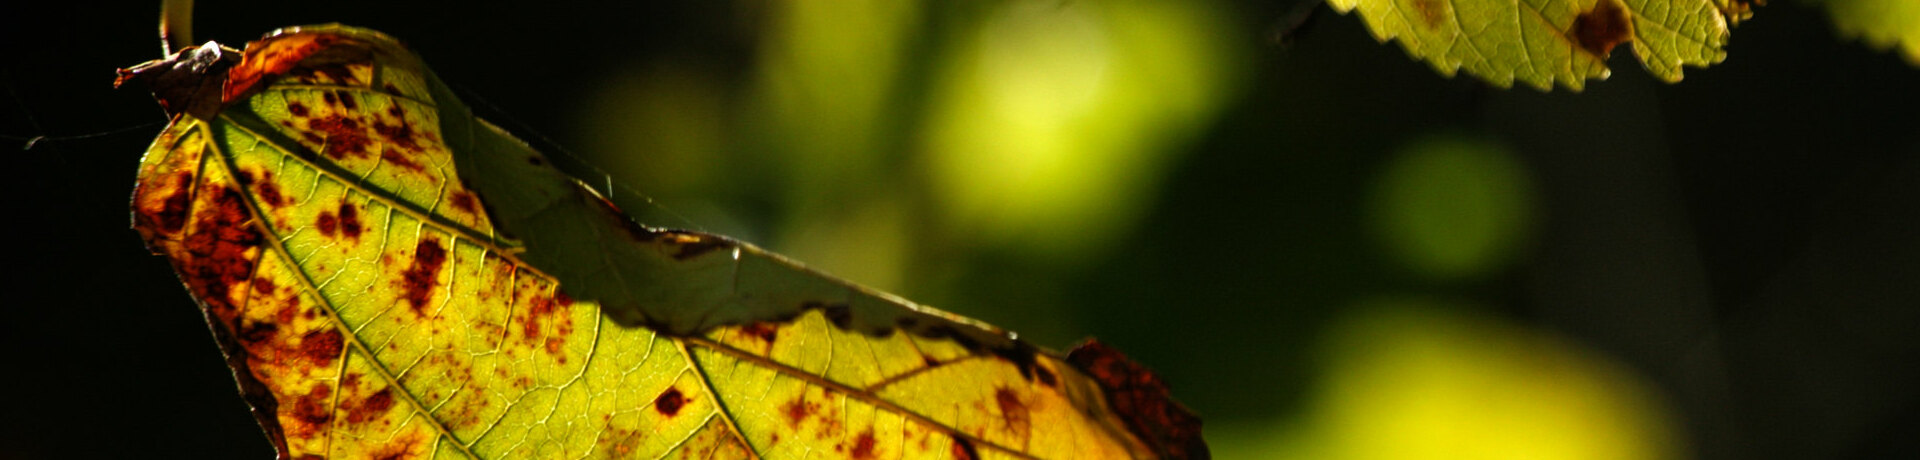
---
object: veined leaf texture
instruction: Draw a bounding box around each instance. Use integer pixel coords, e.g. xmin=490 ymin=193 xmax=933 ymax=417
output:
xmin=120 ymin=25 xmax=1203 ymax=460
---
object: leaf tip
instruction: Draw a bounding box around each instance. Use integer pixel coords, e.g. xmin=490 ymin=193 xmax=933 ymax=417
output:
xmin=1068 ymin=340 xmax=1209 ymax=460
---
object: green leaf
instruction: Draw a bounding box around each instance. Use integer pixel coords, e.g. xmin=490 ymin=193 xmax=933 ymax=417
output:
xmin=119 ymin=25 xmax=1206 ymax=459
xmin=1807 ymin=0 xmax=1920 ymax=64
xmin=1326 ymin=0 xmax=1736 ymax=90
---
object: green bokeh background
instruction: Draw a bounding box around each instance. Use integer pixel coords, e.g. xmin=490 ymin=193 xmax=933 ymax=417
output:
xmin=6 ymin=1 xmax=1916 ymax=458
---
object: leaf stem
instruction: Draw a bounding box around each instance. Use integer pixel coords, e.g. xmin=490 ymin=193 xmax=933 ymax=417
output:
xmin=160 ymin=0 xmax=194 ymax=55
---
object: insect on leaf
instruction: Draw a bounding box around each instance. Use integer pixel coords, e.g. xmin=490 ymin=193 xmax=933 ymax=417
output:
xmin=118 ymin=25 xmax=1205 ymax=459
xmin=1326 ymin=0 xmax=1744 ymax=90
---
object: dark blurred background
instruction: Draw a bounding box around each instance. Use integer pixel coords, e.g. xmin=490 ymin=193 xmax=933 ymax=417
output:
xmin=5 ymin=1 xmax=1916 ymax=459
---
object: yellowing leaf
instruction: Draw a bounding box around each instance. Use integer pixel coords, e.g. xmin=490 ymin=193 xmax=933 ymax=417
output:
xmin=1808 ymin=0 xmax=1920 ymax=64
xmin=1326 ymin=0 xmax=1739 ymax=90
xmin=119 ymin=25 xmax=1204 ymax=459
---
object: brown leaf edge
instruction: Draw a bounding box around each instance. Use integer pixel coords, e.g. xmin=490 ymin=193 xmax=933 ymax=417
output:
xmin=1068 ymin=340 xmax=1209 ymax=460
xmin=127 ymin=25 xmax=1215 ymax=460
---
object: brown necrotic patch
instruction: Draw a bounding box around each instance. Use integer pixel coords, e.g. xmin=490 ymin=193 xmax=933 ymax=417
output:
xmin=345 ymin=388 xmax=394 ymax=425
xmin=287 ymin=101 xmax=310 ymax=117
xmin=332 ymin=90 xmax=358 ymax=110
xmin=849 ymin=429 xmax=877 ymax=459
xmin=951 ymin=438 xmax=979 ymax=460
xmin=399 ymin=238 xmax=448 ymax=314
xmin=284 ymin=383 xmax=334 ymax=438
xmin=366 ymin=430 xmax=426 ymax=460
xmin=371 ymin=113 xmax=421 ymax=151
xmin=310 ymin=115 xmax=373 ymax=160
xmin=449 ymin=190 xmax=478 ymax=215
xmin=178 ymin=187 xmax=263 ymax=316
xmin=782 ymin=395 xmax=818 ymax=428
xmin=1573 ymin=0 xmax=1634 ymax=57
xmin=653 ymin=387 xmax=686 ymax=417
xmin=994 ymin=388 xmax=1031 ymax=437
xmin=1068 ymin=340 xmax=1207 ymax=460
xmin=521 ymin=293 xmax=575 ymax=355
xmin=238 ymin=319 xmax=280 ymax=344
xmin=248 ymin=170 xmax=285 ymax=207
xmin=315 ymin=211 xmax=337 ymax=238
xmin=336 ymin=201 xmax=362 ymax=239
xmin=301 ymin=330 xmax=344 ymax=366
xmin=146 ymin=172 xmax=196 ymax=234
xmin=740 ymin=322 xmax=779 ymax=345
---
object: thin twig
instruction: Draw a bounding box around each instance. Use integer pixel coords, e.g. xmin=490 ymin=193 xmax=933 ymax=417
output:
xmin=160 ymin=0 xmax=195 ymax=55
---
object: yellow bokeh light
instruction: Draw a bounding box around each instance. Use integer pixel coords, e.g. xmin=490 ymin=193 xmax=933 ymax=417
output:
xmin=1263 ymin=301 xmax=1686 ymax=460
xmin=924 ymin=0 xmax=1243 ymax=260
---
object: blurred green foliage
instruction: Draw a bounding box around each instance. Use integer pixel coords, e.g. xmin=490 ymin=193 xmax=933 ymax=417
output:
xmin=567 ymin=1 xmax=1681 ymax=458
xmin=1367 ymin=134 xmax=1535 ymax=280
xmin=571 ymin=0 xmax=1246 ymax=341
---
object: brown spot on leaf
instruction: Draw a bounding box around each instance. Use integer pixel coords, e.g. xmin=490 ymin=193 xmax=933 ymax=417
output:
xmin=522 ymin=293 xmax=572 ymax=341
xmin=850 ymin=429 xmax=877 ymax=459
xmin=654 ymin=387 xmax=686 ymax=416
xmin=179 ymin=187 xmax=262 ymax=315
xmin=238 ymin=320 xmax=279 ymax=344
xmin=995 ymin=388 xmax=1031 ymax=437
xmin=380 ymin=151 xmax=425 ymax=172
xmin=604 ymin=427 xmax=646 ymax=455
xmin=287 ymin=101 xmax=309 ymax=117
xmin=372 ymin=118 xmax=420 ymax=150
xmin=951 ymin=438 xmax=979 ymax=460
xmin=1411 ymin=0 xmax=1446 ymax=29
xmin=347 ymin=388 xmax=394 ymax=424
xmin=316 ymin=211 xmax=338 ymax=237
xmin=1035 ymin=363 xmax=1058 ymax=387
xmin=252 ymin=276 xmax=278 ymax=295
xmin=290 ymin=383 xmax=333 ymax=428
xmin=1068 ymin=340 xmax=1208 ymax=460
xmin=333 ymin=90 xmax=358 ymax=110
xmin=301 ymin=330 xmax=343 ymax=365
xmin=1573 ymin=0 xmax=1634 ymax=57
xmin=450 ymin=191 xmax=478 ymax=215
xmin=782 ymin=396 xmax=817 ymax=427
xmin=148 ymin=172 xmax=196 ymax=234
xmin=336 ymin=201 xmax=362 ymax=239
xmin=306 ymin=115 xmax=371 ymax=160
xmin=252 ymin=171 xmax=284 ymax=207
xmin=740 ymin=322 xmax=778 ymax=345
xmin=366 ymin=430 xmax=424 ymax=460
xmin=400 ymin=238 xmax=448 ymax=313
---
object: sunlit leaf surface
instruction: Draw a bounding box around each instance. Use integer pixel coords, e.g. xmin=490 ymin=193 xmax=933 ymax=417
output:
xmin=120 ymin=25 xmax=1203 ymax=459
xmin=1326 ymin=0 xmax=1740 ymax=90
